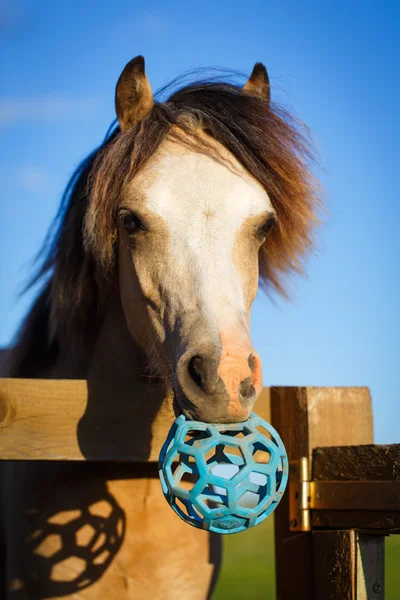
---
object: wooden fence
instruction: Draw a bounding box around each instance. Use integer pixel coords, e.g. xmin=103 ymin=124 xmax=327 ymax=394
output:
xmin=0 ymin=380 xmax=399 ymax=599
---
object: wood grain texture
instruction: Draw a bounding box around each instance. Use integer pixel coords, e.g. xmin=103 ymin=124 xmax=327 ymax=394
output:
xmin=313 ymin=444 xmax=400 ymax=481
xmin=311 ymin=480 xmax=400 ymax=511
xmin=305 ymin=387 xmax=373 ymax=456
xmin=271 ymin=387 xmax=313 ymax=600
xmin=311 ymin=443 xmax=400 ymax=532
xmin=313 ymin=531 xmax=384 ymax=600
xmin=0 ymin=379 xmax=270 ymax=461
xmin=313 ymin=530 xmax=356 ymax=600
xmin=0 ymin=379 xmax=88 ymax=460
xmin=312 ymin=510 xmax=400 ymax=534
xmin=271 ymin=387 xmax=374 ymax=600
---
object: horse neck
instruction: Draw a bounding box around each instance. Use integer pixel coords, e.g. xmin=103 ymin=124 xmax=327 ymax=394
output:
xmin=35 ymin=287 xmax=173 ymax=425
xmin=86 ymin=295 xmax=148 ymax=384
xmin=48 ymin=293 xmax=173 ymax=457
xmin=52 ymin=294 xmax=149 ymax=387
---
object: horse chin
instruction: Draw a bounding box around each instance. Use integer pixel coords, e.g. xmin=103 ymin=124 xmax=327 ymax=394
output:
xmin=172 ymin=387 xmax=198 ymax=421
xmin=171 ymin=385 xmax=253 ymax=424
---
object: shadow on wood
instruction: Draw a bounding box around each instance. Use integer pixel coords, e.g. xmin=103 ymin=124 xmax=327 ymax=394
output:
xmin=78 ymin=379 xmax=170 ymax=461
xmin=5 ymin=463 xmax=131 ymax=597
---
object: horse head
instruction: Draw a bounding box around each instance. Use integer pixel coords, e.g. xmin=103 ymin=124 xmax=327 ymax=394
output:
xmin=83 ymin=56 xmax=319 ymax=423
xmin=11 ymin=56 xmax=319 ymax=425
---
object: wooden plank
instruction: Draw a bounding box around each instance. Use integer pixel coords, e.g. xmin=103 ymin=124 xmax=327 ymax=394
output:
xmin=271 ymin=387 xmax=374 ymax=600
xmin=312 ymin=510 xmax=400 ymax=533
xmin=0 ymin=379 xmax=89 ymax=460
xmin=356 ymin=535 xmax=384 ymax=600
xmin=311 ymin=480 xmax=400 ymax=512
xmin=270 ymin=388 xmax=313 ymax=600
xmin=311 ymin=443 xmax=400 ymax=532
xmin=313 ymin=444 xmax=400 ymax=481
xmin=313 ymin=531 xmax=384 ymax=600
xmin=0 ymin=379 xmax=270 ymax=461
xmin=313 ymin=530 xmax=356 ymax=599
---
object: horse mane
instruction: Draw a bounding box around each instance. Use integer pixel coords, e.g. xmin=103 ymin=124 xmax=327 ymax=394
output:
xmin=8 ymin=72 xmax=321 ymax=377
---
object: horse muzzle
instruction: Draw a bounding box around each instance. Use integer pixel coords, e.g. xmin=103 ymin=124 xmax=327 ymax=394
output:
xmin=174 ymin=346 xmax=262 ymax=423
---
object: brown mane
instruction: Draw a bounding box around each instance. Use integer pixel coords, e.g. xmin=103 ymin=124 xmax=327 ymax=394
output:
xmin=8 ymin=75 xmax=321 ymax=377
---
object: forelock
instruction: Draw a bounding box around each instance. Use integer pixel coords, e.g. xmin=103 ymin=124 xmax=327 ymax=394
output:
xmin=85 ymin=79 xmax=321 ymax=296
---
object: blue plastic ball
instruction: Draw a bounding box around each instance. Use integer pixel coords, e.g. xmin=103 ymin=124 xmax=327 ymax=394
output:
xmin=158 ymin=412 xmax=288 ymax=534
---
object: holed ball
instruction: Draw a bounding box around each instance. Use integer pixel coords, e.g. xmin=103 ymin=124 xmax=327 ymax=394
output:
xmin=158 ymin=412 xmax=288 ymax=534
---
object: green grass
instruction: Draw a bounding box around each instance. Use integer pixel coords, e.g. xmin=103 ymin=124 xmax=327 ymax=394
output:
xmin=212 ymin=519 xmax=400 ymax=599
xmin=386 ymin=535 xmax=400 ymax=599
xmin=212 ymin=517 xmax=275 ymax=599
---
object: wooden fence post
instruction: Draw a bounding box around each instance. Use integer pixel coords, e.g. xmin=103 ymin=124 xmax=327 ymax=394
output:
xmin=313 ymin=530 xmax=384 ymax=600
xmin=270 ymin=387 xmax=373 ymax=600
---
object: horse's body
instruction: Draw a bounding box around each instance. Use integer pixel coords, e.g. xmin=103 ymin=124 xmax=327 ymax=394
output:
xmin=1 ymin=57 xmax=319 ymax=598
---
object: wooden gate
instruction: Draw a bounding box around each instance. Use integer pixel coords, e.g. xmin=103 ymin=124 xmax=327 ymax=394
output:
xmin=272 ymin=387 xmax=400 ymax=600
xmin=0 ymin=381 xmax=399 ymax=598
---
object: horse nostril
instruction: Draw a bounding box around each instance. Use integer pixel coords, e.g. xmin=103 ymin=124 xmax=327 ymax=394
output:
xmin=187 ymin=355 xmax=219 ymax=395
xmin=239 ymin=377 xmax=256 ymax=405
xmin=188 ymin=355 xmax=204 ymax=390
xmin=248 ymin=353 xmax=255 ymax=372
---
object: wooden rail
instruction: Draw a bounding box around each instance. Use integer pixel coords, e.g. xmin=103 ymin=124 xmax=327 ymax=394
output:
xmin=0 ymin=379 xmax=270 ymax=461
xmin=311 ymin=444 xmax=400 ymax=533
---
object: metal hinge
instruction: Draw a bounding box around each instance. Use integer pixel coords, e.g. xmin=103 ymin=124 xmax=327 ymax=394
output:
xmin=289 ymin=456 xmax=311 ymax=532
xmin=289 ymin=456 xmax=400 ymax=532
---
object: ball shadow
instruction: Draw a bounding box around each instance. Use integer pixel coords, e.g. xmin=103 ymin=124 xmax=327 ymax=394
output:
xmin=9 ymin=462 xmax=159 ymax=598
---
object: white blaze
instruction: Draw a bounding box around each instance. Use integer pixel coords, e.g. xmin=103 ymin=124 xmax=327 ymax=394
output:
xmin=145 ymin=151 xmax=273 ymax=334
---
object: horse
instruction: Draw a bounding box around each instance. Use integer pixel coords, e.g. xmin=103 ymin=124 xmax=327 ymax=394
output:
xmin=1 ymin=56 xmax=319 ymax=599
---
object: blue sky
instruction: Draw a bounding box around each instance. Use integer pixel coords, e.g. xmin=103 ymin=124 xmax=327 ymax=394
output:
xmin=0 ymin=0 xmax=398 ymax=443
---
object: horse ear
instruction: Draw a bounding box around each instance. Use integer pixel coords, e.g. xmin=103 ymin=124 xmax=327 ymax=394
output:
xmin=115 ymin=56 xmax=154 ymax=131
xmin=243 ymin=63 xmax=270 ymax=103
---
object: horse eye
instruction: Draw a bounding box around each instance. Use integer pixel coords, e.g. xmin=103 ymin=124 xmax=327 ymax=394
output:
xmin=121 ymin=212 xmax=146 ymax=234
xmin=257 ymin=216 xmax=276 ymax=239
